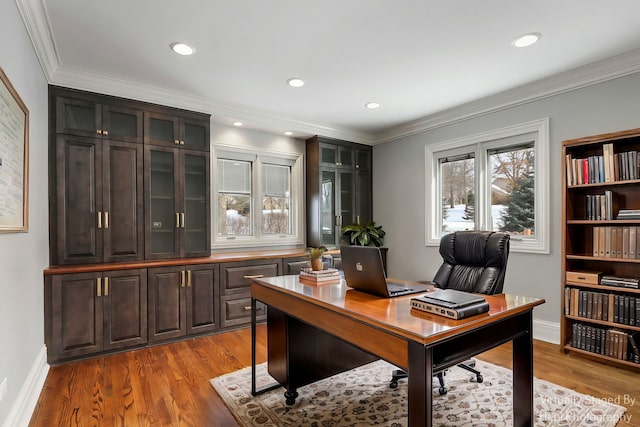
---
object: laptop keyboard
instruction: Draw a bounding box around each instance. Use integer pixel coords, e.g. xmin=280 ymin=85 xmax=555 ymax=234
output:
xmin=387 ymin=283 xmax=414 ymax=295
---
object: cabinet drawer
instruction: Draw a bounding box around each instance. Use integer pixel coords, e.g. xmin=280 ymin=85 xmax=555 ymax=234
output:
xmin=221 ymin=260 xmax=281 ymax=294
xmin=221 ymin=295 xmax=266 ymax=328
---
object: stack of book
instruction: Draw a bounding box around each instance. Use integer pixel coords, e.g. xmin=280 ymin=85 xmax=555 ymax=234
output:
xmin=299 ymin=268 xmax=342 ymax=285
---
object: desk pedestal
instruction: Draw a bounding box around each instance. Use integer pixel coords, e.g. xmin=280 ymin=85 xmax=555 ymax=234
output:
xmin=267 ymin=307 xmax=378 ymax=403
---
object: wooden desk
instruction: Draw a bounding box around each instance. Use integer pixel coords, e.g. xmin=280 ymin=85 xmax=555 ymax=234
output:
xmin=250 ymin=275 xmax=544 ymax=427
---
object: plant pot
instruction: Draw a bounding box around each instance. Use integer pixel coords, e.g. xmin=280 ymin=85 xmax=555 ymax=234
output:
xmin=311 ymin=258 xmax=323 ymax=271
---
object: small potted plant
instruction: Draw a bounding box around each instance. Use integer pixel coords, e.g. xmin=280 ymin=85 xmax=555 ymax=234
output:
xmin=307 ymin=246 xmax=328 ymax=271
xmin=341 ymin=222 xmax=386 ymax=247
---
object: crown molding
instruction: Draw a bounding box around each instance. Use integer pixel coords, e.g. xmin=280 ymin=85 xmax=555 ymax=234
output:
xmin=373 ymin=48 xmax=640 ymax=144
xmin=14 ymin=0 xmax=59 ymax=78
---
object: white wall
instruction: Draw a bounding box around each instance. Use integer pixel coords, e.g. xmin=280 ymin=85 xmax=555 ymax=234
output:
xmin=0 ymin=1 xmax=49 ymax=426
xmin=373 ymin=72 xmax=640 ymax=341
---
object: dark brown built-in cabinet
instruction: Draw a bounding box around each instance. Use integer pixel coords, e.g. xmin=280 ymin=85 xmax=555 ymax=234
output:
xmin=147 ymin=264 xmax=219 ymax=343
xmin=45 ymin=269 xmax=148 ymax=361
xmin=306 ymin=136 xmax=372 ymax=248
xmin=50 ymin=94 xmax=145 ymax=265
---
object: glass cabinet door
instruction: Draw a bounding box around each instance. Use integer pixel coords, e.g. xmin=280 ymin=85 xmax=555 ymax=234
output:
xmin=320 ymin=169 xmax=337 ymax=247
xmin=319 ymin=143 xmax=338 ymax=166
xmin=56 ymin=97 xmax=101 ymax=137
xmin=338 ymin=146 xmax=354 ymax=168
xmin=339 ymin=170 xmax=355 ymax=228
xmin=147 ymin=148 xmax=180 ymax=258
xmin=102 ymin=105 xmax=143 ymax=143
xmin=182 ymin=118 xmax=209 ymax=151
xmin=144 ymin=112 xmax=180 ymax=147
xmin=183 ymin=151 xmax=210 ymax=255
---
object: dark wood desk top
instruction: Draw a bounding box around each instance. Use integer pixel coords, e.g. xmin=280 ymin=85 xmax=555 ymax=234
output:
xmin=251 ymin=275 xmax=545 ymax=346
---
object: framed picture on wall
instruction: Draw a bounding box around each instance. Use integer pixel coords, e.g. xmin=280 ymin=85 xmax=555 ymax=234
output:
xmin=0 ymin=67 xmax=29 ymax=232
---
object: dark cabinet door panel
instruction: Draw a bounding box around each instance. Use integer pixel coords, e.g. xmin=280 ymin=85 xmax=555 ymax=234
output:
xmin=103 ymin=269 xmax=147 ymax=350
xmin=103 ymin=141 xmax=144 ymax=262
xmin=102 ymin=105 xmax=143 ymax=143
xmin=50 ymin=272 xmax=103 ymax=360
xmin=186 ymin=265 xmax=218 ymax=334
xmin=55 ymin=97 xmax=101 ymax=137
xmin=148 ymin=267 xmax=186 ymax=342
xmin=55 ymin=135 xmax=102 ymax=264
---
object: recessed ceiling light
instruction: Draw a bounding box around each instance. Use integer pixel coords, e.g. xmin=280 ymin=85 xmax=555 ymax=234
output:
xmin=233 ymin=121 xmax=243 ymax=127
xmin=287 ymin=78 xmax=305 ymax=88
xmin=170 ymin=42 xmax=195 ymax=56
xmin=365 ymin=102 xmax=381 ymax=109
xmin=511 ymin=33 xmax=541 ymax=48
xmin=284 ymin=131 xmax=293 ymax=136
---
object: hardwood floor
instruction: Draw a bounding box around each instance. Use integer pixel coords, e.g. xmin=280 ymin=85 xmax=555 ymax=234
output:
xmin=29 ymin=325 xmax=640 ymax=426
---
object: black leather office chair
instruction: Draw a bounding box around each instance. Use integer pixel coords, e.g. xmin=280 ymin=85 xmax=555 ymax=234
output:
xmin=390 ymin=230 xmax=510 ymax=394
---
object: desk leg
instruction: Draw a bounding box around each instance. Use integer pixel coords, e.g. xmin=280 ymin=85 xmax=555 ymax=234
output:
xmin=251 ymin=298 xmax=280 ymax=396
xmin=407 ymin=342 xmax=433 ymax=427
xmin=512 ymin=311 xmax=534 ymax=427
xmin=251 ymin=297 xmax=258 ymax=396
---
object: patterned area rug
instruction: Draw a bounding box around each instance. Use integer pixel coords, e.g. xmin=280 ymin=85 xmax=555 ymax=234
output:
xmin=210 ymin=359 xmax=627 ymax=427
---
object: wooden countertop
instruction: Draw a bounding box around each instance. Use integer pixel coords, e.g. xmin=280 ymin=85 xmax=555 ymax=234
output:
xmin=44 ymin=248 xmax=309 ymax=275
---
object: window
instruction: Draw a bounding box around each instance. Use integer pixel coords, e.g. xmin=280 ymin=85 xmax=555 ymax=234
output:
xmin=212 ymin=145 xmax=303 ymax=249
xmin=426 ymin=119 xmax=549 ymax=253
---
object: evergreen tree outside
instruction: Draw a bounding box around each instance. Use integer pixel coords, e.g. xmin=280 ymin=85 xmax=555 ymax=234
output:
xmin=462 ymin=190 xmax=475 ymax=221
xmin=499 ymin=169 xmax=534 ymax=233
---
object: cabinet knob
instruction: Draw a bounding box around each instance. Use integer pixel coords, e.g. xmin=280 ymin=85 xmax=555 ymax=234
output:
xmin=103 ymin=130 xmax=109 ymax=136
xmin=96 ymin=129 xmax=102 ymax=135
xmin=180 ymin=140 xmax=185 ymax=145
xmin=175 ymin=139 xmax=180 ymax=145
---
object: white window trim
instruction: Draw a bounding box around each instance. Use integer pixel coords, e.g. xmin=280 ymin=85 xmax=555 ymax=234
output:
xmin=211 ymin=143 xmax=305 ymax=249
xmin=425 ymin=118 xmax=550 ymax=254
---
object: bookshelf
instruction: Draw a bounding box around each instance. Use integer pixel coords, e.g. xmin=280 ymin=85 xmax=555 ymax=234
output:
xmin=562 ymin=128 xmax=640 ymax=370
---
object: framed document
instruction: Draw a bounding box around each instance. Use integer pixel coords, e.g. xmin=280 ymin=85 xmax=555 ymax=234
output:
xmin=0 ymin=68 xmax=29 ymax=232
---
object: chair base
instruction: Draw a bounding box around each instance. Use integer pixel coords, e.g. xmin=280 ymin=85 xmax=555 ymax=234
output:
xmin=390 ymin=369 xmax=448 ymax=395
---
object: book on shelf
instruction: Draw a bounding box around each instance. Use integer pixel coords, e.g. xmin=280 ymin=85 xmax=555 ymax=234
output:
xmin=566 ymin=145 xmax=640 ymax=185
xmin=600 ymin=275 xmax=639 ymax=289
xmin=592 ymin=226 xmax=640 ymax=259
xmin=616 ymin=209 xmax=640 ymax=220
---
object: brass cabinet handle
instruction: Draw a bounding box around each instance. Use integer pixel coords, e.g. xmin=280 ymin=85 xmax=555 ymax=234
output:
xmin=174 ymin=139 xmax=180 ymax=145
xmin=180 ymin=212 xmax=185 ymax=228
xmin=96 ymin=129 xmax=102 ymax=135
xmin=356 ymin=215 xmax=360 ymax=224
xmin=181 ymin=270 xmax=186 ymax=288
xmin=187 ymin=270 xmax=192 ymax=287
xmin=104 ymin=212 xmax=109 ymax=229
xmin=243 ymin=306 xmax=252 ymax=311
xmin=96 ymin=278 xmax=102 ymax=297
xmin=180 ymin=140 xmax=185 ymax=145
xmin=103 ymin=130 xmax=109 ymax=136
xmin=243 ymin=274 xmax=264 ymax=279
xmin=104 ymin=277 xmax=109 ymax=296
xmin=97 ymin=211 xmax=102 ymax=229
xmin=176 ymin=212 xmax=180 ymax=228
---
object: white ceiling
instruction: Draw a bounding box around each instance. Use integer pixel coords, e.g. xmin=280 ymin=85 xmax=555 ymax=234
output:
xmin=16 ymin=0 xmax=640 ymax=144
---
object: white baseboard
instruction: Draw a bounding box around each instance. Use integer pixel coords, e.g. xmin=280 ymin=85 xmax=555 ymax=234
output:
xmin=2 ymin=345 xmax=49 ymax=427
xmin=533 ymin=319 xmax=560 ymax=345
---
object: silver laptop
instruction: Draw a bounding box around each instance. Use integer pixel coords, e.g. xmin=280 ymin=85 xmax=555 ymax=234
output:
xmin=340 ymin=246 xmax=430 ymax=297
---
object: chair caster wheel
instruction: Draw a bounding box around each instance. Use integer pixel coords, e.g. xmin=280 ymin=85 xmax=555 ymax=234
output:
xmin=439 ymin=387 xmax=447 ymax=395
xmin=389 ymin=381 xmax=398 ymax=389
xmin=476 ymin=374 xmax=483 ymax=383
